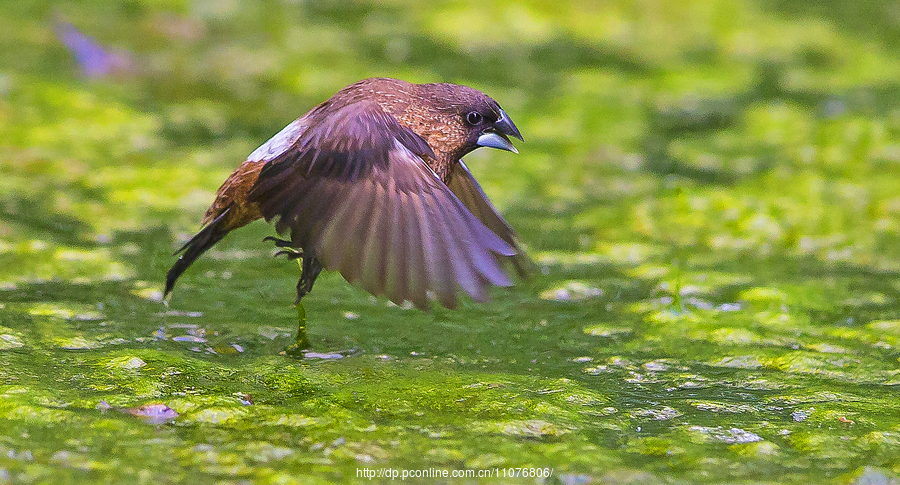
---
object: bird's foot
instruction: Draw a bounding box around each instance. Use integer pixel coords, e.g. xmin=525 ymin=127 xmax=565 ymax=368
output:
xmin=267 ymin=236 xmax=304 ymax=260
xmin=277 ymin=250 xmax=322 ymax=357
xmin=262 ymin=236 xmax=296 ymax=249
xmin=294 ymin=257 xmax=323 ymax=305
xmin=274 ymin=249 xmax=303 ymax=261
xmin=284 ymin=255 xmax=321 ymax=357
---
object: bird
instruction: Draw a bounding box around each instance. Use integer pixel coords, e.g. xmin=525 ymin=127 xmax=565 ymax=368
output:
xmin=165 ymin=77 xmax=527 ymax=312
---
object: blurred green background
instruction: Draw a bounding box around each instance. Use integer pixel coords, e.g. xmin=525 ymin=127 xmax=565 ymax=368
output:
xmin=3 ymin=1 xmax=900 ymax=483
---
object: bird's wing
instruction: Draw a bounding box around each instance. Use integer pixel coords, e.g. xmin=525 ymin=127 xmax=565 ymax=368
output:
xmin=249 ymin=100 xmax=515 ymax=309
xmin=447 ymin=161 xmax=529 ymax=279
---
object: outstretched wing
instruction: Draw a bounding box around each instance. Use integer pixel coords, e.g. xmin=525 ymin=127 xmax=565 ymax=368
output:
xmin=249 ymin=100 xmax=515 ymax=309
xmin=447 ymin=161 xmax=530 ymax=279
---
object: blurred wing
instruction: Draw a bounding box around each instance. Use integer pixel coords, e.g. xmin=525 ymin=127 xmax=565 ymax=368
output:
xmin=447 ymin=161 xmax=529 ymax=278
xmin=249 ymin=100 xmax=515 ymax=309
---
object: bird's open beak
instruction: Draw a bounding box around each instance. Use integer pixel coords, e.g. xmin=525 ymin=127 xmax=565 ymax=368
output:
xmin=476 ymin=109 xmax=524 ymax=154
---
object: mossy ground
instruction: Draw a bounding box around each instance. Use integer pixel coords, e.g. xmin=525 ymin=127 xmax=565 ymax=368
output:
xmin=2 ymin=1 xmax=900 ymax=483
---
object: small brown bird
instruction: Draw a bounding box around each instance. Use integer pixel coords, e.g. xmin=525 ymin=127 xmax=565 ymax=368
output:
xmin=165 ymin=77 xmax=526 ymax=310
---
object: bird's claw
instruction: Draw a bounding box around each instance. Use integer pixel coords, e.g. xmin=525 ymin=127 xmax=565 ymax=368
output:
xmin=266 ymin=236 xmax=304 ymax=260
xmin=262 ymin=236 xmax=296 ymax=249
xmin=275 ymin=249 xmax=303 ymax=260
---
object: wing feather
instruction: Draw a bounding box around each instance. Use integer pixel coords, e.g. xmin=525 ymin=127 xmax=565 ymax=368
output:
xmin=436 ymin=198 xmax=486 ymax=302
xmin=448 ymin=161 xmax=529 ymax=278
xmin=401 ymin=190 xmax=429 ymax=309
xmin=383 ymin=178 xmax=408 ymax=305
xmin=329 ymin=183 xmax=373 ymax=285
xmin=361 ymin=178 xmax=389 ymax=296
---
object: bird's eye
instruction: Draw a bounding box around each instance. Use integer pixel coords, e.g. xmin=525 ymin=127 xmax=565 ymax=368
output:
xmin=465 ymin=111 xmax=484 ymax=125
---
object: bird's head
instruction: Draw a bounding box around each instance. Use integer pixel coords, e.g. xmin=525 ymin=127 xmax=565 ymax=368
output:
xmin=419 ymin=83 xmax=524 ymax=161
xmin=461 ymin=98 xmax=524 ymax=155
xmin=361 ymin=79 xmax=523 ymax=166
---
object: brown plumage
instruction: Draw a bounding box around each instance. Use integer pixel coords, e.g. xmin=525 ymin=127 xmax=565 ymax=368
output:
xmin=165 ymin=77 xmax=527 ymax=309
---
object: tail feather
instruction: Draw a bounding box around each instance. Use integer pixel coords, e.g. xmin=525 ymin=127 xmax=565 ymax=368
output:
xmin=164 ymin=208 xmax=232 ymax=298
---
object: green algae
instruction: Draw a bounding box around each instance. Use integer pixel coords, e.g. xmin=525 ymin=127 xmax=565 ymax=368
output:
xmin=3 ymin=1 xmax=900 ymax=484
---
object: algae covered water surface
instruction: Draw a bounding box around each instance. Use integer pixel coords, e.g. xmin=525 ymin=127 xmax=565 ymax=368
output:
xmin=3 ymin=1 xmax=900 ymax=483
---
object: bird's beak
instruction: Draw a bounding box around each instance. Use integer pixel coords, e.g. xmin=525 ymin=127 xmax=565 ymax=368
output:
xmin=476 ymin=109 xmax=524 ymax=154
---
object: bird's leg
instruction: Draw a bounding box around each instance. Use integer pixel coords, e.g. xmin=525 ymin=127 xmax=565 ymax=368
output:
xmin=288 ymin=257 xmax=311 ymax=355
xmin=295 ymin=253 xmax=323 ymax=304
xmin=266 ymin=235 xmax=323 ymax=355
xmin=266 ymin=236 xmax=312 ymax=354
xmin=265 ymin=234 xmax=321 ymax=301
xmin=288 ymin=255 xmax=321 ymax=356
xmin=280 ymin=254 xmax=323 ymax=357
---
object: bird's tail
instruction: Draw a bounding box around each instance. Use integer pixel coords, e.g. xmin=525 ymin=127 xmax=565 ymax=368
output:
xmin=164 ymin=208 xmax=232 ymax=298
